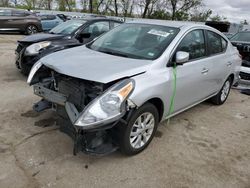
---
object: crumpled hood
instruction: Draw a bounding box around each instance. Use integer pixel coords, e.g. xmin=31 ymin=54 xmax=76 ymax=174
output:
xmin=19 ymin=33 xmax=65 ymax=43
xmin=40 ymin=46 xmax=152 ymax=83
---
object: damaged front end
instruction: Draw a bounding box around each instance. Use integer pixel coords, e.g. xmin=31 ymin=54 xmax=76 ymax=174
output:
xmin=28 ymin=61 xmax=136 ymax=155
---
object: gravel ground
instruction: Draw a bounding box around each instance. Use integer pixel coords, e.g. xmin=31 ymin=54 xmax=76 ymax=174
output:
xmin=0 ymin=34 xmax=250 ymax=188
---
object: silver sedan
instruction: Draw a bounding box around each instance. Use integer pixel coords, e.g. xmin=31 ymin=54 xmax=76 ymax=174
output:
xmin=28 ymin=20 xmax=242 ymax=155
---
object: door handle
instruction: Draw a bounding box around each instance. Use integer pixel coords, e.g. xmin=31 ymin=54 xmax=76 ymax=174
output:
xmin=7 ymin=19 xmax=13 ymax=21
xmin=227 ymin=61 xmax=232 ymax=66
xmin=201 ymin=68 xmax=209 ymax=74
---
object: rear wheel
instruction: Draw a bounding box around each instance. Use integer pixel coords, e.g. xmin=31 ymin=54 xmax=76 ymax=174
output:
xmin=211 ymin=77 xmax=232 ymax=105
xmin=118 ymin=103 xmax=159 ymax=155
xmin=25 ymin=25 xmax=38 ymax=35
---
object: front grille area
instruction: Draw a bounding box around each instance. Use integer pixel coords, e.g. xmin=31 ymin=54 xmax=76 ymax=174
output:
xmin=55 ymin=75 xmax=105 ymax=111
xmin=240 ymin=71 xmax=250 ymax=80
xmin=16 ymin=43 xmax=23 ymax=53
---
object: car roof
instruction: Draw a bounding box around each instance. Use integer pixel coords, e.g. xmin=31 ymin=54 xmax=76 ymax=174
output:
xmin=84 ymin=17 xmax=122 ymax=22
xmin=0 ymin=8 xmax=28 ymax=12
xmin=127 ymin=19 xmax=205 ymax=28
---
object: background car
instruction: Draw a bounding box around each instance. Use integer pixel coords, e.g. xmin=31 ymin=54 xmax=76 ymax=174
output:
xmin=223 ymin=32 xmax=234 ymax=39
xmin=15 ymin=17 xmax=122 ymax=75
xmin=0 ymin=8 xmax=42 ymax=34
xmin=230 ymin=31 xmax=250 ymax=89
xmin=27 ymin=21 xmax=241 ymax=156
xmin=39 ymin=14 xmax=64 ymax=31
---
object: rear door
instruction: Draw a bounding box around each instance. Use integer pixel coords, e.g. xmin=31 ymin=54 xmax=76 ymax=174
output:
xmin=7 ymin=10 xmax=29 ymax=30
xmin=204 ymin=30 xmax=230 ymax=92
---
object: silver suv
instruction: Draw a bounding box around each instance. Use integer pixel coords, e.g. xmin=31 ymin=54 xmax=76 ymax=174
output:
xmin=28 ymin=20 xmax=241 ymax=155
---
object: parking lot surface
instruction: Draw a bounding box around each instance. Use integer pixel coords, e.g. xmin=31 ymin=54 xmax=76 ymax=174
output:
xmin=0 ymin=34 xmax=250 ymax=188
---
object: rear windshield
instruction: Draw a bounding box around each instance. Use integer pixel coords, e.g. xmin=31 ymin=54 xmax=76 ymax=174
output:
xmin=231 ymin=32 xmax=250 ymax=42
xmin=49 ymin=19 xmax=86 ymax=35
xmin=88 ymin=23 xmax=179 ymax=60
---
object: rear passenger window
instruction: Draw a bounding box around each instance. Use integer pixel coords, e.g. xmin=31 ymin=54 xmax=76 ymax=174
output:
xmin=40 ymin=15 xmax=56 ymax=20
xmin=177 ymin=30 xmax=206 ymax=60
xmin=207 ymin=31 xmax=227 ymax=55
xmin=47 ymin=15 xmax=56 ymax=20
xmin=12 ymin=10 xmax=26 ymax=17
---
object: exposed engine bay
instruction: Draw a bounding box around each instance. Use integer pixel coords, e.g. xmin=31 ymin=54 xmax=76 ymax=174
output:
xmin=30 ymin=66 xmax=134 ymax=155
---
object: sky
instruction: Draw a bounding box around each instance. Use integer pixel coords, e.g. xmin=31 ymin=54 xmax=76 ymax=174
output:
xmin=204 ymin=0 xmax=250 ymax=23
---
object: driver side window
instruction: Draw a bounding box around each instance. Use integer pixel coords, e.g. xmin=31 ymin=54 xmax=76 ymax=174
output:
xmin=176 ymin=30 xmax=206 ymax=61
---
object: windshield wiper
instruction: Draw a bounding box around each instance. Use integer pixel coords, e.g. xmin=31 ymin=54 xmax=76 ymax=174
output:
xmin=99 ymin=50 xmax=128 ymax=58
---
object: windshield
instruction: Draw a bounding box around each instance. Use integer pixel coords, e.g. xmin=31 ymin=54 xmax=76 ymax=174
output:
xmin=88 ymin=23 xmax=179 ymax=60
xmin=49 ymin=19 xmax=86 ymax=35
xmin=230 ymin=32 xmax=250 ymax=42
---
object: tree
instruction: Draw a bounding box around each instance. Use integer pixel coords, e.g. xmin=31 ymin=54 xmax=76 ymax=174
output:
xmin=167 ymin=0 xmax=202 ymax=20
xmin=0 ymin=0 xmax=9 ymax=7
xmin=210 ymin=14 xmax=227 ymax=22
xmin=56 ymin=0 xmax=75 ymax=11
xmin=190 ymin=9 xmax=212 ymax=22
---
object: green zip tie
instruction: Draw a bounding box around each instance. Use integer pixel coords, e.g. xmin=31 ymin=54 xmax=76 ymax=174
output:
xmin=167 ymin=63 xmax=177 ymax=124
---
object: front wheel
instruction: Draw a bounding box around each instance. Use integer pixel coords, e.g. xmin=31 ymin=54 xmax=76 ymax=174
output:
xmin=211 ymin=77 xmax=232 ymax=105
xmin=118 ymin=103 xmax=159 ymax=155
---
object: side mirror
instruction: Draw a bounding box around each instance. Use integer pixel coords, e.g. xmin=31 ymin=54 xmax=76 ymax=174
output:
xmin=175 ymin=51 xmax=189 ymax=65
xmin=79 ymin=32 xmax=91 ymax=39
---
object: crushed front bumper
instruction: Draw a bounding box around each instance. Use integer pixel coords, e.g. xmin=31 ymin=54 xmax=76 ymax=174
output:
xmin=33 ymin=83 xmax=120 ymax=131
xmin=33 ymin=83 xmax=124 ymax=155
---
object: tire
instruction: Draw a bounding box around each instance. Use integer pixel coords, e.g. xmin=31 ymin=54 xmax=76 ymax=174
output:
xmin=118 ymin=103 xmax=159 ymax=155
xmin=211 ymin=77 xmax=232 ymax=105
xmin=25 ymin=25 xmax=38 ymax=35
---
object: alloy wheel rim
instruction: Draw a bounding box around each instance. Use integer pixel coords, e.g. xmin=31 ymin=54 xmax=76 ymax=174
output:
xmin=27 ymin=26 xmax=37 ymax=34
xmin=221 ymin=80 xmax=230 ymax=102
xmin=130 ymin=112 xmax=155 ymax=149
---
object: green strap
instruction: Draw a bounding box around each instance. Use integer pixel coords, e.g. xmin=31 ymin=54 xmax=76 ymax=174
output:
xmin=168 ymin=63 xmax=177 ymax=117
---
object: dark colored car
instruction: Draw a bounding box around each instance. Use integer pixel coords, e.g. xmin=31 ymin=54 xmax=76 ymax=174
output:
xmin=15 ymin=18 xmax=122 ymax=75
xmin=230 ymin=31 xmax=250 ymax=88
xmin=0 ymin=8 xmax=42 ymax=34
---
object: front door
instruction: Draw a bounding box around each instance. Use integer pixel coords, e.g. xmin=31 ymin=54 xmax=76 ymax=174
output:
xmin=170 ymin=29 xmax=214 ymax=113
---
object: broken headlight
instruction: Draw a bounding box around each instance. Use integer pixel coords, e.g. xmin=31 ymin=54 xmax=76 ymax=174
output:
xmin=25 ymin=41 xmax=51 ymax=56
xmin=75 ymin=79 xmax=134 ymax=129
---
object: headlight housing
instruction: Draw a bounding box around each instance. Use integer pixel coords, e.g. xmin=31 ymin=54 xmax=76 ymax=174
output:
xmin=25 ymin=41 xmax=51 ymax=56
xmin=75 ymin=79 xmax=135 ymax=129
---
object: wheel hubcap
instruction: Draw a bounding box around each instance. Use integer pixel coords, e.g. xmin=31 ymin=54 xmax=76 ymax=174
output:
xmin=27 ymin=26 xmax=37 ymax=34
xmin=130 ymin=112 xmax=155 ymax=149
xmin=221 ymin=80 xmax=230 ymax=101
